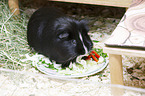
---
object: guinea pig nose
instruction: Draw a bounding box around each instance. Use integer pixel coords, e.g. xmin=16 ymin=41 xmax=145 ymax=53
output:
xmin=71 ymin=39 xmax=77 ymax=46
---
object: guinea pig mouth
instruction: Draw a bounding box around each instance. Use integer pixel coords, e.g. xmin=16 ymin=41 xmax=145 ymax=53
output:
xmin=58 ymin=55 xmax=78 ymax=68
xmin=59 ymin=51 xmax=92 ymax=68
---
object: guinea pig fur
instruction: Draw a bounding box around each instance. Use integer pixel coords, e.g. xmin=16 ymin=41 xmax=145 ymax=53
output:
xmin=27 ymin=7 xmax=93 ymax=68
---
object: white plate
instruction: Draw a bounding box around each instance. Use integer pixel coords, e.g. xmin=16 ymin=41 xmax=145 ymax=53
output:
xmin=36 ymin=58 xmax=109 ymax=78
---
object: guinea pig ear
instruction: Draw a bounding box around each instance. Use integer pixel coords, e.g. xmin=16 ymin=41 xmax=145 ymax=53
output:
xmin=58 ymin=32 xmax=69 ymax=39
xmin=80 ymin=19 xmax=88 ymax=25
xmin=80 ymin=19 xmax=89 ymax=32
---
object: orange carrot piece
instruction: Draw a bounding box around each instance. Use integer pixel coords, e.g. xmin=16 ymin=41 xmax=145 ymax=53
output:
xmin=90 ymin=53 xmax=98 ymax=62
xmin=91 ymin=50 xmax=100 ymax=58
xmin=85 ymin=55 xmax=91 ymax=60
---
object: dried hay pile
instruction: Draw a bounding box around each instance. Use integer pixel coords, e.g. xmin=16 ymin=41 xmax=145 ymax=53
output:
xmin=0 ymin=1 xmax=31 ymax=70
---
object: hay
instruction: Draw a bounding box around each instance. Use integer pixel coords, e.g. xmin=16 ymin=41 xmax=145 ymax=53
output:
xmin=0 ymin=0 xmax=31 ymax=70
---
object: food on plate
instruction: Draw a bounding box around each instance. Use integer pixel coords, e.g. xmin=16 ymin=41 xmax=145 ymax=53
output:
xmin=31 ymin=48 xmax=108 ymax=76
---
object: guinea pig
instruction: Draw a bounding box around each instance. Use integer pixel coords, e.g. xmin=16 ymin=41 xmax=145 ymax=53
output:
xmin=27 ymin=7 xmax=93 ymax=68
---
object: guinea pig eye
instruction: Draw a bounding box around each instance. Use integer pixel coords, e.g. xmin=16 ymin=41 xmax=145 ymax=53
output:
xmin=71 ymin=39 xmax=77 ymax=46
xmin=58 ymin=33 xmax=69 ymax=39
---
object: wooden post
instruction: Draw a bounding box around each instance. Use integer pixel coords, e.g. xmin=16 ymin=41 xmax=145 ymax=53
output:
xmin=109 ymin=54 xmax=123 ymax=85
xmin=109 ymin=54 xmax=124 ymax=96
xmin=8 ymin=0 xmax=20 ymax=15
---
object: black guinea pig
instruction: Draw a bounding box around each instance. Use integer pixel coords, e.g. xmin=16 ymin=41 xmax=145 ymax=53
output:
xmin=27 ymin=7 xmax=93 ymax=68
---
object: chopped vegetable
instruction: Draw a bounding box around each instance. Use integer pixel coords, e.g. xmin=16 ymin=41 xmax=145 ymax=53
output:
xmin=91 ymin=50 xmax=100 ymax=58
xmin=90 ymin=53 xmax=98 ymax=62
xmin=45 ymin=63 xmax=58 ymax=70
xmin=27 ymin=48 xmax=108 ymax=76
xmin=84 ymin=50 xmax=101 ymax=62
xmin=93 ymin=40 xmax=99 ymax=43
xmin=84 ymin=55 xmax=91 ymax=60
xmin=93 ymin=48 xmax=108 ymax=58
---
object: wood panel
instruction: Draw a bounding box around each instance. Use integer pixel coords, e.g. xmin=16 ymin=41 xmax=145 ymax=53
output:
xmin=8 ymin=0 xmax=20 ymax=15
xmin=104 ymin=47 xmax=145 ymax=58
xmin=49 ymin=0 xmax=132 ymax=7
xmin=105 ymin=0 xmax=145 ymax=50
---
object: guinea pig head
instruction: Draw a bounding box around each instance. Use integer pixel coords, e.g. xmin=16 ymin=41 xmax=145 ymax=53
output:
xmin=46 ymin=17 xmax=93 ymax=67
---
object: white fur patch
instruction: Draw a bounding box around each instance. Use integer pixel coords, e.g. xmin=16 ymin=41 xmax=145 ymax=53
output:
xmin=79 ymin=33 xmax=88 ymax=54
